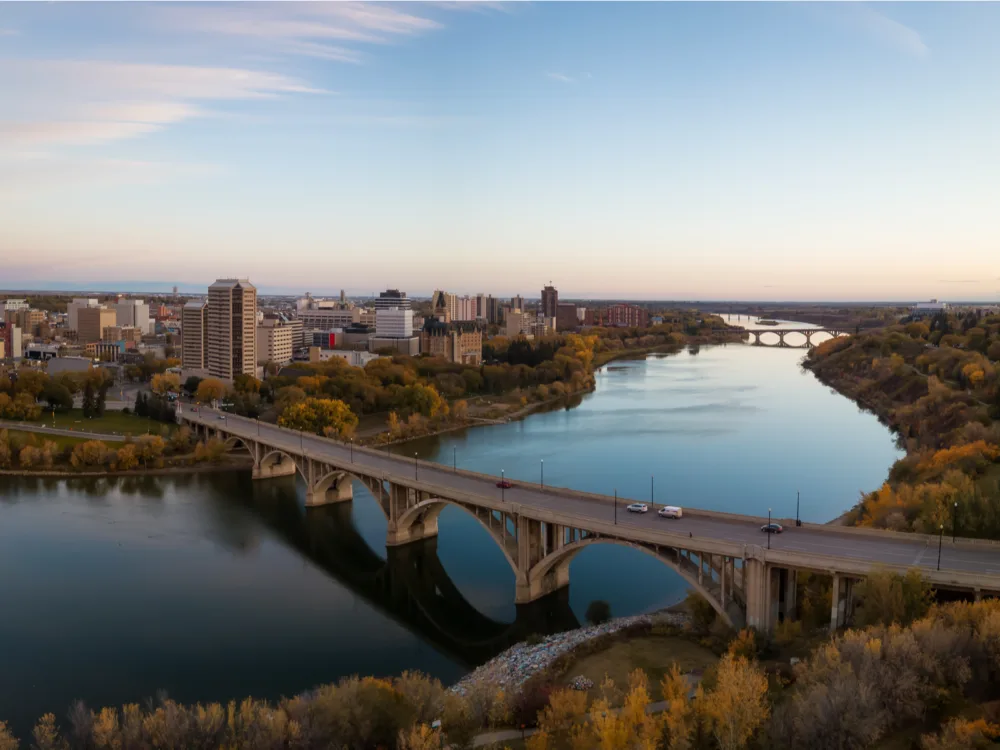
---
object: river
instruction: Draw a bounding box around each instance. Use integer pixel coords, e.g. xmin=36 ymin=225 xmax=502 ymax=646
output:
xmin=0 ymin=319 xmax=902 ymax=737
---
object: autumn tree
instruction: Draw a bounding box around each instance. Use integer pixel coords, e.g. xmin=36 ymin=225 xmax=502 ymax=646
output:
xmin=135 ymin=434 xmax=166 ymax=469
xmin=585 ymin=600 xmax=612 ymax=626
xmin=116 ymin=444 xmax=139 ymax=471
xmin=922 ymin=718 xmax=1000 ymax=749
xmin=700 ymin=653 xmax=769 ymax=750
xmin=150 ymin=372 xmax=180 ymax=395
xmin=853 ymin=569 xmax=934 ymax=627
xmin=233 ymin=373 xmax=261 ymax=394
xmin=194 ymin=378 xmax=227 ymax=404
xmin=661 ymin=664 xmax=696 ymax=750
xmin=278 ymin=397 xmax=358 ymax=438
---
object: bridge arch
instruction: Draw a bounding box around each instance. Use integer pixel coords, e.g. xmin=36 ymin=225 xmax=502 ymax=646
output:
xmin=529 ymin=537 xmax=733 ymax=626
xmin=223 ymin=435 xmax=253 ymax=454
xmin=395 ymin=499 xmax=519 ymax=576
xmin=313 ymin=468 xmax=389 ymax=516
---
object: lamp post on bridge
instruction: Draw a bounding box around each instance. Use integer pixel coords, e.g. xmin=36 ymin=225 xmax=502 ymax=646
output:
xmin=614 ymin=489 xmax=618 ymax=525
xmin=540 ymin=459 xmax=544 ymax=488
xmin=414 ymin=452 xmax=418 ymax=480
xmin=501 ymin=469 xmax=505 ymax=502
xmin=796 ymin=490 xmax=801 ymax=527
xmin=453 ymin=447 xmax=456 ymax=473
xmin=953 ymin=501 xmax=958 ymax=543
xmin=767 ymin=507 xmax=772 ymax=549
xmin=937 ymin=524 xmax=944 ymax=571
xmin=350 ymin=438 xmax=354 ymax=463
xmin=651 ymin=475 xmax=654 ymax=511
xmin=256 ymin=417 xmax=260 ymax=436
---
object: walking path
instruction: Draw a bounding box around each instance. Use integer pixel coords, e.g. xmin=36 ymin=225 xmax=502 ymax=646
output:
xmin=0 ymin=420 xmax=127 ymax=442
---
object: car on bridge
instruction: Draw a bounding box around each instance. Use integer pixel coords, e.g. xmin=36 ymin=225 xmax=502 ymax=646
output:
xmin=658 ymin=506 xmax=683 ymax=519
xmin=626 ymin=503 xmax=649 ymax=514
xmin=496 ymin=479 xmax=512 ymax=489
xmin=760 ymin=522 xmax=784 ymax=534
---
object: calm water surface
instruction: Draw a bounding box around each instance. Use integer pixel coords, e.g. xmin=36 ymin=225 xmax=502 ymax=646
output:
xmin=0 ymin=330 xmax=901 ymax=737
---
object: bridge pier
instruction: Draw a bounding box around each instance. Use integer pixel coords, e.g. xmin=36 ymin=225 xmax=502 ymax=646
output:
xmin=252 ymin=456 xmax=296 ymax=480
xmin=305 ymin=479 xmax=353 ymax=507
xmin=830 ymin=574 xmax=856 ymax=631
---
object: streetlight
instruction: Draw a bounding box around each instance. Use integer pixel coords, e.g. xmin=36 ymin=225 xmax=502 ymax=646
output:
xmin=501 ymin=469 xmax=505 ymax=502
xmin=796 ymin=490 xmax=801 ymax=527
xmin=651 ymin=475 xmax=654 ymax=510
xmin=614 ymin=489 xmax=618 ymax=525
xmin=300 ymin=430 xmax=303 ymax=451
xmin=350 ymin=438 xmax=354 ymax=463
xmin=540 ymin=459 xmax=544 ymax=488
xmin=953 ymin=501 xmax=958 ymax=542
xmin=937 ymin=524 xmax=944 ymax=571
xmin=414 ymin=452 xmax=418 ymax=480
xmin=256 ymin=417 xmax=260 ymax=436
xmin=767 ymin=507 xmax=772 ymax=549
xmin=453 ymin=447 xmax=456 ymax=473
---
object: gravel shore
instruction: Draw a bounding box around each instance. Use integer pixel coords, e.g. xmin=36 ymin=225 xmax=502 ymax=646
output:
xmin=452 ymin=612 xmax=688 ymax=695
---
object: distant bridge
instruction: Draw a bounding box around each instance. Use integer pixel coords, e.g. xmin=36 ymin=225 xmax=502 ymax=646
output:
xmin=181 ymin=408 xmax=1000 ymax=633
xmin=742 ymin=328 xmax=848 ymax=348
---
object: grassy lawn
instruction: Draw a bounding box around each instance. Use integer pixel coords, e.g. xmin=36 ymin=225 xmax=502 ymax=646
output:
xmin=567 ymin=636 xmax=718 ymax=704
xmin=4 ymin=429 xmax=95 ymax=451
xmin=46 ymin=410 xmax=173 ymax=436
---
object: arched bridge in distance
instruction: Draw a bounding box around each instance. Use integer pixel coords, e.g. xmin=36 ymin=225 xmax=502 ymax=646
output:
xmin=181 ymin=409 xmax=1000 ymax=633
xmin=739 ymin=327 xmax=849 ymax=349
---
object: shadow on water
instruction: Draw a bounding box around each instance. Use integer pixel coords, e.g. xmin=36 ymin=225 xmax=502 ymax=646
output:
xmin=235 ymin=479 xmax=580 ymax=668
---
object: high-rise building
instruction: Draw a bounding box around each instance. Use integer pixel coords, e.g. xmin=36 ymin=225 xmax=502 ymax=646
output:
xmin=77 ymin=306 xmax=117 ymax=344
xmin=505 ymin=310 xmax=536 ymax=337
xmin=116 ymin=298 xmax=152 ymax=335
xmin=511 ymin=295 xmax=524 ymax=312
xmin=181 ymin=299 xmax=209 ymax=371
xmin=375 ymin=289 xmax=410 ymax=311
xmin=475 ymin=294 xmax=487 ymax=320
xmin=556 ymin=303 xmax=578 ymax=331
xmin=67 ymin=298 xmax=98 ymax=331
xmin=375 ymin=307 xmax=413 ymax=338
xmin=541 ymin=285 xmax=558 ymax=320
xmin=455 ymin=295 xmax=476 ymax=321
xmin=588 ymin=303 xmax=649 ymax=328
xmin=298 ymin=307 xmax=361 ymax=330
xmin=207 ymin=279 xmax=257 ymax=381
xmin=485 ymin=295 xmax=503 ymax=325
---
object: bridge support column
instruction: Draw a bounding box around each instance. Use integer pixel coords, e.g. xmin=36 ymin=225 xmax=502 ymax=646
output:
xmin=385 ymin=482 xmax=441 ymax=547
xmin=252 ymin=457 xmax=296 ymax=480
xmin=782 ymin=568 xmax=797 ymax=622
xmin=744 ymin=558 xmax=772 ymax=632
xmin=305 ymin=477 xmax=354 ymax=507
xmin=829 ymin=574 xmax=855 ymax=631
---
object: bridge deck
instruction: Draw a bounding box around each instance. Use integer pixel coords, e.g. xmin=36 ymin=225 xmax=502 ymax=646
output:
xmin=182 ymin=409 xmax=1000 ymax=591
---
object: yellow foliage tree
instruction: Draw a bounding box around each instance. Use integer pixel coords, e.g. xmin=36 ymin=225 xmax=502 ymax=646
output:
xmin=117 ymin=443 xmax=139 ymax=471
xmin=278 ymin=397 xmax=358 ymax=438
xmin=700 ymin=653 xmax=769 ymax=750
xmin=661 ymin=664 xmax=696 ymax=750
xmin=194 ymin=378 xmax=227 ymax=404
xmin=150 ymin=372 xmax=180 ymax=395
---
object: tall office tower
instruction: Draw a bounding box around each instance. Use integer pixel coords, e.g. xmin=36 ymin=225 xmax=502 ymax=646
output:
xmin=375 ymin=289 xmax=410 ymax=311
xmin=207 ymin=279 xmax=257 ymax=380
xmin=181 ymin=299 xmax=208 ymax=371
xmin=116 ymin=298 xmax=152 ymax=335
xmin=541 ymin=284 xmax=559 ymax=320
xmin=77 ymin=306 xmax=117 ymax=343
xmin=67 ymin=298 xmax=98 ymax=331
xmin=511 ymin=295 xmax=525 ymax=312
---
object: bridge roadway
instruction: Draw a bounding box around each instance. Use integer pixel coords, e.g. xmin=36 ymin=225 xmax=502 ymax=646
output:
xmin=182 ymin=409 xmax=1000 ymax=580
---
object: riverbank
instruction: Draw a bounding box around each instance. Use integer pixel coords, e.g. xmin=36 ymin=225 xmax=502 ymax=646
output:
xmin=451 ymin=611 xmax=688 ymax=696
xmin=0 ymin=455 xmax=253 ymax=479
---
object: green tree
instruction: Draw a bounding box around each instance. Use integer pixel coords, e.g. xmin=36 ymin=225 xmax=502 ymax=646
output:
xmin=41 ymin=380 xmax=73 ymax=411
xmin=183 ymin=375 xmax=202 ymax=395
xmin=585 ymin=600 xmax=612 ymax=626
xmin=82 ymin=381 xmax=96 ymax=418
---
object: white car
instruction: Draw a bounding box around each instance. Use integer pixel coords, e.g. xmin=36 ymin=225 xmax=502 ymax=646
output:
xmin=626 ymin=503 xmax=649 ymax=514
xmin=658 ymin=506 xmax=683 ymax=519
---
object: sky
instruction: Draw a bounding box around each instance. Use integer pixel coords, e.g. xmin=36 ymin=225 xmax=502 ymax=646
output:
xmin=1 ymin=1 xmax=998 ymax=301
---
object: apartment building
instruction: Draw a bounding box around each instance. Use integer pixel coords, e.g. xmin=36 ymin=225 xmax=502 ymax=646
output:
xmin=541 ymin=285 xmax=559 ymax=320
xmin=207 ymin=279 xmax=257 ymax=381
xmin=181 ymin=299 xmax=208 ymax=372
xmin=257 ymin=316 xmax=295 ymax=365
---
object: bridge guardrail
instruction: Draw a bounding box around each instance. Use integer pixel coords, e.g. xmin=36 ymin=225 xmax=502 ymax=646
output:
xmin=183 ymin=412 xmax=1000 ymax=554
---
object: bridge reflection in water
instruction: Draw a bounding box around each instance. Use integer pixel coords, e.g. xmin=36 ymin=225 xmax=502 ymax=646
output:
xmin=242 ymin=479 xmax=581 ymax=668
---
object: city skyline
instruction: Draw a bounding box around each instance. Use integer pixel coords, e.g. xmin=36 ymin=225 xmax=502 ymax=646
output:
xmin=2 ymin=2 xmax=999 ymax=301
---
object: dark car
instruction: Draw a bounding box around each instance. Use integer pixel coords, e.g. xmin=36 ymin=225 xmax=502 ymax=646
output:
xmin=496 ymin=479 xmax=512 ymax=489
xmin=760 ymin=523 xmax=784 ymax=534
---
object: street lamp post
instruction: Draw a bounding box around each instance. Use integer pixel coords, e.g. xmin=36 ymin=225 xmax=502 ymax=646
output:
xmin=540 ymin=459 xmax=544 ymax=488
xmin=350 ymin=438 xmax=354 ymax=463
xmin=453 ymin=447 xmax=456 ymax=473
xmin=651 ymin=475 xmax=654 ymax=510
xmin=501 ymin=470 xmax=505 ymax=502
xmin=767 ymin=507 xmax=772 ymax=549
xmin=796 ymin=490 xmax=801 ymax=527
xmin=300 ymin=430 xmax=303 ymax=452
xmin=414 ymin=452 xmax=418 ymax=480
xmin=614 ymin=489 xmax=618 ymax=525
xmin=953 ymin=501 xmax=958 ymax=542
xmin=937 ymin=524 xmax=944 ymax=570
xmin=256 ymin=417 xmax=260 ymax=436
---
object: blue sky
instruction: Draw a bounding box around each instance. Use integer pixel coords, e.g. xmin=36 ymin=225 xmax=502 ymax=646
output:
xmin=1 ymin=2 xmax=998 ymax=300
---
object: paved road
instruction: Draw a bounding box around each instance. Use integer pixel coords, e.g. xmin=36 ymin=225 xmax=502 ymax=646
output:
xmin=0 ymin=420 xmax=127 ymax=442
xmin=182 ymin=409 xmax=1000 ymax=579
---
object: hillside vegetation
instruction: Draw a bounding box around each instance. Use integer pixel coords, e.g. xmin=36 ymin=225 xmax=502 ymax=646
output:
xmin=805 ymin=311 xmax=1000 ymax=536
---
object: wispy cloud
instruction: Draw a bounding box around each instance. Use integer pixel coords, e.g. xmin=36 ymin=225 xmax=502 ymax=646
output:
xmin=827 ymin=4 xmax=928 ymax=57
xmin=160 ymin=2 xmax=445 ymax=61
xmin=546 ymin=72 xmax=575 ymax=84
xmin=0 ymin=60 xmax=324 ymax=148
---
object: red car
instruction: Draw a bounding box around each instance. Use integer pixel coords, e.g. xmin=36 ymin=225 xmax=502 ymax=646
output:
xmin=496 ymin=479 xmax=512 ymax=489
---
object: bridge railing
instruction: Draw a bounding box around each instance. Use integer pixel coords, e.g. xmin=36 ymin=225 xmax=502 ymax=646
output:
xmin=183 ymin=411 xmax=1000 ymax=555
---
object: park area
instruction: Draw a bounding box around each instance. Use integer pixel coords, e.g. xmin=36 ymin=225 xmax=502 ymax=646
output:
xmin=42 ymin=409 xmax=172 ymax=437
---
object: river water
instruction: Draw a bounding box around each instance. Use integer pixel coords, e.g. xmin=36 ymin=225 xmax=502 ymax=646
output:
xmin=0 ymin=319 xmax=902 ymax=737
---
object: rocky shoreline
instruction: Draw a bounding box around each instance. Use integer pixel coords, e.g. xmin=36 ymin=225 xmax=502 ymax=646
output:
xmin=451 ymin=611 xmax=688 ymax=695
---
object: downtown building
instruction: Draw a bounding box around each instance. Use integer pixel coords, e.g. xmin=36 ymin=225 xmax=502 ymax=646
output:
xmin=181 ymin=299 xmax=208 ymax=373
xmin=587 ymin=303 xmax=649 ymax=328
xmin=420 ymin=319 xmax=482 ymax=365
xmin=541 ymin=284 xmax=559 ymax=320
xmin=207 ymin=279 xmax=258 ymax=381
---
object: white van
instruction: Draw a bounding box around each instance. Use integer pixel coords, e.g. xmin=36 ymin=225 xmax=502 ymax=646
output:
xmin=658 ymin=506 xmax=683 ymax=519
